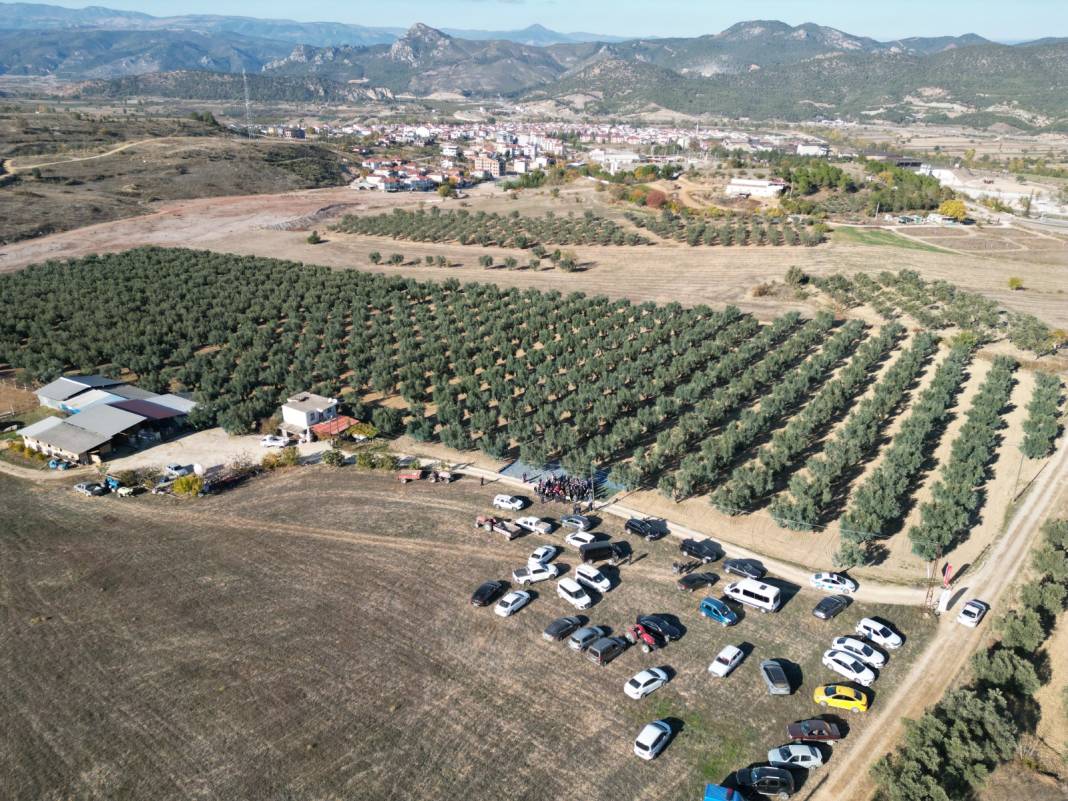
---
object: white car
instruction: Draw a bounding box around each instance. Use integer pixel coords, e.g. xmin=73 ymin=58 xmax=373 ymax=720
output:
xmin=633 ymin=720 xmax=672 ymax=760
xmin=565 ymin=530 xmax=598 ymax=548
xmin=493 ymin=494 xmax=525 ymax=511
xmin=574 ymin=563 xmax=611 ymax=593
xmin=527 ymin=544 xmax=560 ymax=567
xmin=557 ymin=577 xmax=593 ymax=610
xmin=708 ymin=644 xmax=745 ymax=678
xmin=494 ymin=590 xmax=532 ymax=617
xmin=260 ymin=435 xmax=288 ymax=448
xmin=768 ymin=743 xmax=824 ymax=769
xmin=164 ymin=463 xmax=191 ymax=479
xmin=624 ymin=667 xmax=670 ymax=700
xmin=957 ymin=600 xmax=989 ymax=628
xmin=822 ymin=649 xmax=876 ymax=687
xmin=831 ymin=636 xmax=886 ymax=668
xmin=856 ymin=617 xmax=903 ymax=649
xmin=511 ymin=563 xmax=560 ymax=585
xmin=516 ymin=516 xmax=553 ymax=535
xmin=810 ymin=572 xmax=858 ymax=594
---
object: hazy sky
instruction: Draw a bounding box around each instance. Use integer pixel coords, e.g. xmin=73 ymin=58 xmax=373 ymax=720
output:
xmin=36 ymin=0 xmax=1068 ymax=40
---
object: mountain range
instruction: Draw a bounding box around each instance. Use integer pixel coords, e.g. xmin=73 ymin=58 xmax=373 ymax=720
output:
xmin=1 ymin=3 xmax=1065 ymax=128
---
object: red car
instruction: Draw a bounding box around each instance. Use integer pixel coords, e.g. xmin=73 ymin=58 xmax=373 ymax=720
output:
xmin=787 ymin=718 xmax=843 ymax=743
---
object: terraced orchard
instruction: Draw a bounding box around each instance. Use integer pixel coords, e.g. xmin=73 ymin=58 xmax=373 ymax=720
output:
xmin=624 ymin=209 xmax=827 ymax=247
xmin=0 ymin=248 xmax=1038 ymax=568
xmin=335 ymin=208 xmax=651 ymax=248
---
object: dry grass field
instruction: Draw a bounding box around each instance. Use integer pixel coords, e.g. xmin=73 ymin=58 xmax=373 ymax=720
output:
xmin=1 ymin=468 xmax=935 ymax=801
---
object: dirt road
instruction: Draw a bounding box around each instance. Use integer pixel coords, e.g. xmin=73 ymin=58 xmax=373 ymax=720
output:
xmin=9 ymin=138 xmax=169 ymax=172
xmin=802 ymin=426 xmax=1068 ymax=801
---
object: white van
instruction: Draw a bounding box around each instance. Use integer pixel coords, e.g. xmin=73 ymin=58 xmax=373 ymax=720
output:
xmin=724 ymin=578 xmax=781 ymax=613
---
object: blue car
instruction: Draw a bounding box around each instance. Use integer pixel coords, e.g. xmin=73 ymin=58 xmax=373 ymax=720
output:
xmin=699 ymin=596 xmax=738 ymax=627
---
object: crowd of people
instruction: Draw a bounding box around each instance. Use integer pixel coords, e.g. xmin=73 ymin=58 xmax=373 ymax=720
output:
xmin=527 ymin=473 xmax=594 ymax=505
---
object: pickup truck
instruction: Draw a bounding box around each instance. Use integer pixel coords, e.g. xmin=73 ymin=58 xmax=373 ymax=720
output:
xmin=474 ymin=515 xmax=522 ymax=540
xmin=516 ymin=516 xmax=553 ymax=535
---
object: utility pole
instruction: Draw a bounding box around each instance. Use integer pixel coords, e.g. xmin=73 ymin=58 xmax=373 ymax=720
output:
xmin=242 ymin=68 xmax=252 ymax=140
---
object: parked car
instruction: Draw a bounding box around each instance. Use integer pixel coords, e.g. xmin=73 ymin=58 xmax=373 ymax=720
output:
xmin=633 ymin=720 xmax=672 ymax=760
xmin=565 ymin=530 xmax=599 ymax=548
xmin=527 ymin=544 xmax=559 ymax=566
xmin=164 ymin=463 xmax=191 ymax=479
xmin=492 ymin=494 xmax=525 ymax=511
xmin=579 ymin=541 xmax=626 ymax=563
xmin=760 ymin=659 xmax=791 ymax=695
xmin=470 ymin=580 xmax=507 ymax=607
xmin=512 ymin=563 xmax=560 ymax=585
xmin=494 ymin=590 xmax=532 ymax=617
xmin=586 ymin=636 xmax=628 ymax=665
xmin=812 ymin=595 xmax=851 ymax=620
xmin=624 ymin=667 xmax=670 ymax=700
xmin=708 ymin=645 xmax=744 ymax=678
xmin=733 ymin=766 xmax=795 ymax=800
xmin=810 ymin=572 xmax=858 ymax=594
xmin=677 ymin=572 xmax=717 ymax=592
xmin=516 ymin=516 xmax=553 ymax=535
xmin=814 ymin=683 xmax=869 ymax=713
xmin=625 ymin=517 xmax=664 ymax=541
xmin=831 ymin=636 xmax=886 ymax=668
xmin=855 ymin=617 xmax=903 ymax=649
xmin=568 ymin=625 xmax=608 ymax=652
xmin=557 ymin=577 xmax=593 ymax=610
xmin=679 ymin=538 xmax=721 ymax=563
xmin=260 ymin=434 xmax=288 ymax=448
xmin=768 ymin=743 xmax=823 ymax=769
xmin=957 ymin=599 xmax=989 ymax=628
xmin=822 ymin=649 xmax=876 ymax=686
xmin=560 ymin=514 xmax=592 ymax=531
xmin=786 ymin=719 xmax=843 ymax=743
xmin=543 ymin=616 xmax=584 ymax=642
xmin=723 ymin=558 xmax=766 ymax=580
xmin=699 ymin=596 xmax=739 ymax=627
xmin=638 ymin=614 xmax=683 ymax=641
xmin=574 ymin=563 xmax=611 ymax=593
xmin=73 ymin=482 xmax=106 ymax=497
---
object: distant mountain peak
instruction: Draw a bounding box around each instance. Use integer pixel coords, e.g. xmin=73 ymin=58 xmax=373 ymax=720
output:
xmin=389 ymin=22 xmax=455 ymax=64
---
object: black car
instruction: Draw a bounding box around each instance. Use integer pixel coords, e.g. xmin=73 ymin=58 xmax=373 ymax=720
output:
xmin=543 ymin=615 xmax=584 ymax=642
xmin=676 ymin=572 xmax=717 ymax=592
xmin=723 ymin=558 xmax=766 ymax=580
xmin=637 ymin=614 xmax=683 ymax=641
xmin=734 ymin=766 xmax=795 ymax=799
xmin=812 ymin=594 xmax=851 ymax=620
xmin=679 ymin=538 xmax=721 ymax=563
xmin=625 ymin=518 xmax=666 ymax=541
xmin=470 ymin=580 xmax=507 ymax=607
xmin=579 ymin=541 xmax=628 ymax=563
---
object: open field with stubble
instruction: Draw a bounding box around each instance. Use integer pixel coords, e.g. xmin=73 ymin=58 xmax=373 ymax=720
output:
xmin=1 ymin=468 xmax=934 ymax=801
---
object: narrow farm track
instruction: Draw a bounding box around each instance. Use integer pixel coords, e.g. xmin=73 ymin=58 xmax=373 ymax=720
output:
xmin=803 ymin=428 xmax=1068 ymax=801
xmin=9 ymin=138 xmax=169 ymax=172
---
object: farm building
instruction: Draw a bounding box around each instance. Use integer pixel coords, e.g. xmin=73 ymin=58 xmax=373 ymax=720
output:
xmin=21 ymin=374 xmax=198 ymax=463
xmin=279 ymin=392 xmax=339 ymax=442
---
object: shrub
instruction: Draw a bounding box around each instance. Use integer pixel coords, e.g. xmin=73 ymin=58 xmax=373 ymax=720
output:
xmin=306 ymin=230 xmax=323 ymax=245
xmin=173 ymin=474 xmax=203 ymax=496
xmin=321 ymin=448 xmax=346 ymax=467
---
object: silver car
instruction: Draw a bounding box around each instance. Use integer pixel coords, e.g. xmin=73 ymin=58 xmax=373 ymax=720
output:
xmin=568 ymin=625 xmax=607 ymax=652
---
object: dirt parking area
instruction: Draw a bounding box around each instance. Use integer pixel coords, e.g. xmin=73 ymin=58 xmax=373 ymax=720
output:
xmin=1 ymin=468 xmax=933 ymax=801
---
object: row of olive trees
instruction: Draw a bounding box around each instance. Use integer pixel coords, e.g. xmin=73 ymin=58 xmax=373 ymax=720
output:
xmin=833 ymin=344 xmax=974 ymax=566
xmin=872 ymin=518 xmax=1068 ymax=801
xmin=768 ymin=332 xmax=940 ymax=533
xmin=1021 ymin=372 xmax=1063 ymax=459
xmin=664 ymin=319 xmax=867 ymax=500
xmin=624 ymin=209 xmax=825 ymax=246
xmin=711 ymin=322 xmax=905 ymax=515
xmin=907 ymin=356 xmax=1017 ymax=560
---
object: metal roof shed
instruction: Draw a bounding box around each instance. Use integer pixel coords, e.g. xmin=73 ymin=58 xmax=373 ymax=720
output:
xmin=31 ymin=421 xmax=112 ymax=456
xmin=67 ymin=404 xmax=146 ymax=438
xmin=149 ymin=394 xmax=198 ymax=414
xmin=108 ymin=399 xmax=184 ymax=421
xmin=62 ymin=389 xmax=124 ymax=413
xmin=18 ymin=415 xmax=64 ymax=438
xmin=36 ymin=377 xmax=91 ymax=404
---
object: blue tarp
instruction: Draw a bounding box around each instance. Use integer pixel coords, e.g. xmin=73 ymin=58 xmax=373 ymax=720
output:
xmin=703 ymin=784 xmax=738 ymax=801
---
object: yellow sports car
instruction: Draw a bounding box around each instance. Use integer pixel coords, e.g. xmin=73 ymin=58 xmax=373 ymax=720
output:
xmin=813 ymin=684 xmax=869 ymax=713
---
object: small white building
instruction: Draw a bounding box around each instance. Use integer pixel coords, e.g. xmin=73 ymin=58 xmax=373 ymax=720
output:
xmin=797 ymin=143 xmax=830 ymax=158
xmin=280 ymin=392 xmax=338 ymax=442
xmin=725 ymin=178 xmax=787 ymax=199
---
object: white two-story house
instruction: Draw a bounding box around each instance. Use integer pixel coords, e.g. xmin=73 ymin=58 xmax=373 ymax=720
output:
xmin=280 ymin=392 xmax=338 ymax=442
